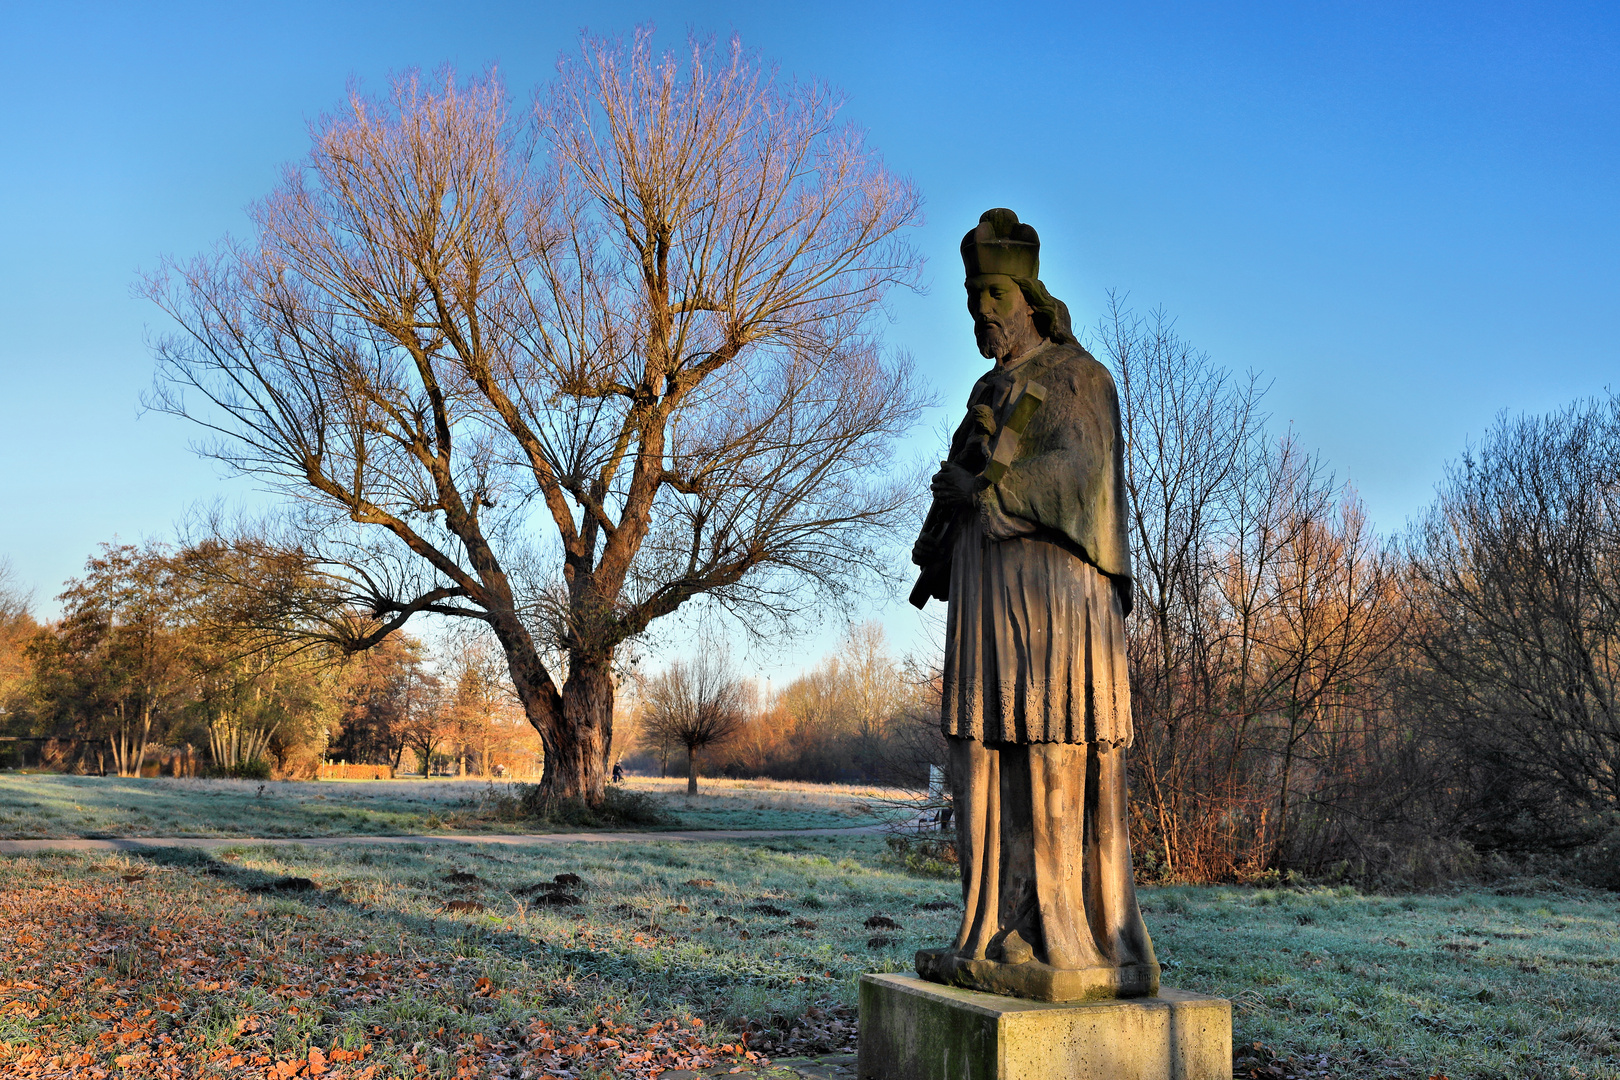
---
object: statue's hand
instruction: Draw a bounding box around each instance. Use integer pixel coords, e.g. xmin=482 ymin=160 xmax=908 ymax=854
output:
xmin=929 ymin=462 xmax=981 ymax=506
xmin=912 ymin=534 xmax=944 ymax=566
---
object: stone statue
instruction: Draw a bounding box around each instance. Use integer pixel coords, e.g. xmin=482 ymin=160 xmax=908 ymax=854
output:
xmin=911 ymin=209 xmax=1159 ymax=1002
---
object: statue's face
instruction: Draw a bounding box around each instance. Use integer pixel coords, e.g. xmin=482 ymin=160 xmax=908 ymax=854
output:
xmin=966 ymin=274 xmax=1037 ymax=362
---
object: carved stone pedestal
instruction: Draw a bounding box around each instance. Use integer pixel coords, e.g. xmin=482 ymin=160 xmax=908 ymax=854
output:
xmin=915 ymin=946 xmax=1160 ymax=1001
xmin=856 ymin=973 xmax=1230 ymax=1080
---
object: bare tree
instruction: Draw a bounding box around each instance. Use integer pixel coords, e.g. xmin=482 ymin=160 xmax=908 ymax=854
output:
xmin=445 ymin=632 xmax=515 ymax=776
xmin=1403 ymin=393 xmax=1620 ymax=849
xmin=144 ymin=33 xmax=926 ymax=802
xmin=1095 ymin=295 xmax=1398 ymax=880
xmin=1093 ymin=295 xmax=1266 ymax=877
xmin=839 ymin=621 xmax=907 ymax=744
xmin=397 ymin=656 xmax=447 ymax=776
xmin=0 ymin=558 xmax=31 ymax=626
xmin=639 ymin=649 xmax=747 ymax=793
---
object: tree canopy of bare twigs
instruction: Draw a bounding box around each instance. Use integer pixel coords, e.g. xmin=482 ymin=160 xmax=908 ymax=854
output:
xmin=1402 ymin=393 xmax=1620 ymax=849
xmin=638 ymin=648 xmax=748 ymax=794
xmin=143 ymin=32 xmax=927 ymax=801
xmin=1095 ymin=294 xmax=1398 ymax=880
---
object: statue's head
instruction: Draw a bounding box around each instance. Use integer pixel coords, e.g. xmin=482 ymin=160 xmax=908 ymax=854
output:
xmin=961 ymin=208 xmax=1077 ymax=360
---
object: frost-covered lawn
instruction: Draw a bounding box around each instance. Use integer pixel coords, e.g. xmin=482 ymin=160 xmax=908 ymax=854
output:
xmin=0 ymin=834 xmax=943 ymax=1077
xmin=3 ymin=782 xmax=1615 ymax=1078
xmin=0 ymin=774 xmax=896 ymax=839
xmin=1147 ymin=881 xmax=1620 ymax=1079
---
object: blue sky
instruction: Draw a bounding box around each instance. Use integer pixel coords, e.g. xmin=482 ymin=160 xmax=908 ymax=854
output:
xmin=1 ymin=1 xmax=1616 ymax=674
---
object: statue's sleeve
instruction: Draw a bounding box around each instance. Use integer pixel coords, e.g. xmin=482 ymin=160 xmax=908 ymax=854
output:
xmin=978 ymin=357 xmax=1133 ymax=591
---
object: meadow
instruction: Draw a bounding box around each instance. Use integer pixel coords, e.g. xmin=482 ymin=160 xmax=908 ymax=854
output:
xmin=1146 ymin=880 xmax=1620 ymax=1079
xmin=0 ymin=774 xmax=896 ymax=840
xmin=0 ymin=776 xmax=1617 ymax=1079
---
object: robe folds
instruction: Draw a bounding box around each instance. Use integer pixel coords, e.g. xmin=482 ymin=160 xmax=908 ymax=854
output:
xmin=918 ymin=340 xmax=1158 ymax=1001
xmin=941 ymin=524 xmax=1132 ymax=746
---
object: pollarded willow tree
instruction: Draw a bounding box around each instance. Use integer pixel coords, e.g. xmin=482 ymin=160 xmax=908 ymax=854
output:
xmin=144 ymin=32 xmax=927 ymax=801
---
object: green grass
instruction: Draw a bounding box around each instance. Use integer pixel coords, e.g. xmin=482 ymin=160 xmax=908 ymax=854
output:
xmin=627 ymin=779 xmax=894 ymax=831
xmin=0 ymin=773 xmax=892 ymax=839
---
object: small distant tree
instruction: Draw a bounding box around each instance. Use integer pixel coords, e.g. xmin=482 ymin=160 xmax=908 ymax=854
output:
xmin=37 ymin=544 xmax=191 ymax=777
xmin=834 ymin=621 xmax=907 ymax=762
xmin=0 ymin=558 xmax=38 ymax=733
xmin=446 ymin=634 xmax=514 ymax=776
xmin=399 ymin=665 xmax=448 ymax=776
xmin=640 ymin=650 xmax=747 ymax=793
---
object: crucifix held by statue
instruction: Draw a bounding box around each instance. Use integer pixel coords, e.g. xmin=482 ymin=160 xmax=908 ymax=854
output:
xmin=911 ymin=208 xmax=1160 ymax=1002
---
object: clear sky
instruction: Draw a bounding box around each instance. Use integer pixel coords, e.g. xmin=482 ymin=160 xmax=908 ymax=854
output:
xmin=2 ymin=1 xmax=1616 ymax=677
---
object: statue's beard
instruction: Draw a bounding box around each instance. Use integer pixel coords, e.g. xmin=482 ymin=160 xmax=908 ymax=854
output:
xmin=975 ymin=316 xmax=1032 ymax=361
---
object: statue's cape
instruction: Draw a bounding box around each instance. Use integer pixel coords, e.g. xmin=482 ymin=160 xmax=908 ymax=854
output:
xmin=950 ymin=341 xmax=1133 ymax=591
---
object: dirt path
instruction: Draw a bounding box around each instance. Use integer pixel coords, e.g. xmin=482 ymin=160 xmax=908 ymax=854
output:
xmin=0 ymin=825 xmax=889 ymax=854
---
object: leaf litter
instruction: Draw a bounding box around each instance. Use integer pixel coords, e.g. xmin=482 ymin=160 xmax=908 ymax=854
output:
xmin=0 ymin=864 xmax=773 ymax=1078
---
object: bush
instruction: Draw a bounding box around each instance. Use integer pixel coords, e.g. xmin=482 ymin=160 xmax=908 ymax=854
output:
xmin=1569 ymin=818 xmax=1620 ymax=891
xmin=226 ymin=758 xmax=272 ymax=781
xmin=483 ymin=782 xmax=672 ymax=829
xmin=881 ymin=834 xmax=958 ymax=879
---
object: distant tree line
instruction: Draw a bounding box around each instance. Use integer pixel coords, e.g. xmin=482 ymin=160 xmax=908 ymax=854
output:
xmin=0 ymin=543 xmax=540 ymax=779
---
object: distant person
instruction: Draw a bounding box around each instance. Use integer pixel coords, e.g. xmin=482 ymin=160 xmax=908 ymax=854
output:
xmin=611 ymin=760 xmax=624 ymax=784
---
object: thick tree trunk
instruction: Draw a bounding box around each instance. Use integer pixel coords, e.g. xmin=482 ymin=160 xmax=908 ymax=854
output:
xmin=542 ymin=654 xmax=613 ymax=802
xmin=687 ymin=744 xmax=698 ymax=795
xmin=492 ymin=614 xmax=572 ymax=790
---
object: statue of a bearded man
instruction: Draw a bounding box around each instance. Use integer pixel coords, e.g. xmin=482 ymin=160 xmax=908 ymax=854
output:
xmin=911 ymin=208 xmax=1159 ymax=1002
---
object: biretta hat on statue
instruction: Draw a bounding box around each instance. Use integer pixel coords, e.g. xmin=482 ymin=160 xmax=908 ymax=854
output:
xmin=961 ymin=208 xmax=1040 ymax=279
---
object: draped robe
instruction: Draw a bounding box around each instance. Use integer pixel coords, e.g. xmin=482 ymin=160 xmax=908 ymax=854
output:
xmin=915 ymin=340 xmax=1159 ymax=1002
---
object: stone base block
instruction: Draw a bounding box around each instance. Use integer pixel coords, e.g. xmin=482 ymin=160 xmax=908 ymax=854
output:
xmin=856 ymin=973 xmax=1230 ymax=1080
